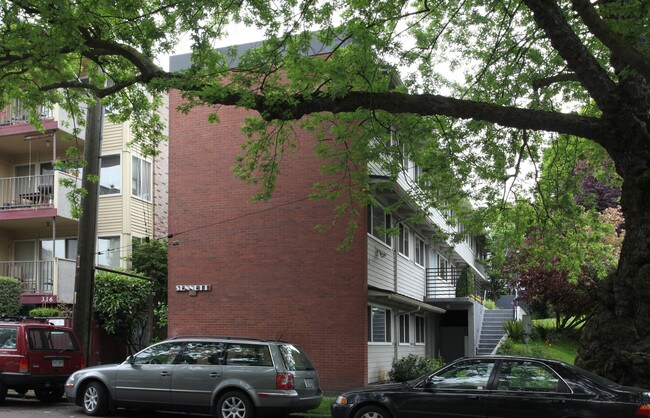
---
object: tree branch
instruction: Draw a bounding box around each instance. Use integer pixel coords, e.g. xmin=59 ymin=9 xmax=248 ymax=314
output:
xmin=198 ymin=88 xmax=614 ymax=142
xmin=532 ymin=72 xmax=580 ymax=90
xmin=572 ymin=0 xmax=650 ymax=80
xmin=522 ymin=0 xmax=621 ymax=114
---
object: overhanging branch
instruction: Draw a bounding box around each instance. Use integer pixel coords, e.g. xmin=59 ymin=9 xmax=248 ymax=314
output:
xmin=572 ymin=0 xmax=650 ymax=80
xmin=198 ymin=88 xmax=613 ymax=143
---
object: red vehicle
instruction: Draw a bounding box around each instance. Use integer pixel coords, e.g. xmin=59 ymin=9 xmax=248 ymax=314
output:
xmin=0 ymin=317 xmax=85 ymax=402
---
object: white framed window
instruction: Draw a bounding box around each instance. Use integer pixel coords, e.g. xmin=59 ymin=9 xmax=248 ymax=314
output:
xmin=368 ymin=306 xmax=392 ymax=343
xmin=399 ymin=224 xmax=410 ymax=257
xmin=399 ymin=314 xmax=410 ymax=344
xmin=368 ymin=204 xmax=392 ymax=246
xmin=100 ymin=154 xmax=121 ymax=195
xmin=415 ymin=237 xmax=425 ymax=267
xmin=132 ymin=156 xmax=152 ymax=201
xmin=97 ymin=236 xmax=120 ymax=268
xmin=416 ymin=316 xmax=426 ymax=344
xmin=40 ymin=238 xmax=77 ymax=260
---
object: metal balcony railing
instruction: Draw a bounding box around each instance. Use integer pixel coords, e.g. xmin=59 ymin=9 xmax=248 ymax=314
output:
xmin=0 ymin=174 xmax=54 ymax=209
xmin=0 ymin=260 xmax=54 ymax=293
xmin=426 ymin=267 xmax=487 ymax=301
xmin=0 ymin=100 xmax=53 ymax=126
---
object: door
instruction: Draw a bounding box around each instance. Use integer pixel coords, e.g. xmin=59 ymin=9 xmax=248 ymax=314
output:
xmin=170 ymin=341 xmax=226 ymax=409
xmin=406 ymin=359 xmax=495 ymax=418
xmin=114 ymin=342 xmax=183 ymax=406
xmin=486 ymin=360 xmax=582 ymax=418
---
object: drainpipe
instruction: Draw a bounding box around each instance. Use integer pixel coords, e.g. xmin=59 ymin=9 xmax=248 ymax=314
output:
xmin=388 ymin=233 xmax=401 ymax=361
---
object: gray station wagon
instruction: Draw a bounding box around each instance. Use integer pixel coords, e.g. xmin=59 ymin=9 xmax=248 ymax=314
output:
xmin=64 ymin=336 xmax=322 ymax=417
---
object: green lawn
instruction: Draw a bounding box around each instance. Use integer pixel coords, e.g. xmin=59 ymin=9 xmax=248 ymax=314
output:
xmin=306 ymin=397 xmax=336 ymax=416
xmin=497 ymin=318 xmax=580 ymax=364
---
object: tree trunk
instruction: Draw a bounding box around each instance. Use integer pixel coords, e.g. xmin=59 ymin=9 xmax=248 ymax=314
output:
xmin=576 ymin=155 xmax=650 ymax=388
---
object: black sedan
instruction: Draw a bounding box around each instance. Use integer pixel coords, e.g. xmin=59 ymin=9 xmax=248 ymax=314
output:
xmin=331 ymin=356 xmax=650 ymax=418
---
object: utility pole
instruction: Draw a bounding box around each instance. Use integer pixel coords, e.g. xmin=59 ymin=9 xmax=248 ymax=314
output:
xmin=73 ymin=98 xmax=103 ymax=363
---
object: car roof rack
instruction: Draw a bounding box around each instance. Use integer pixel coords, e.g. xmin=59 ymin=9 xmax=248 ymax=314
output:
xmin=166 ymin=336 xmax=269 ymax=342
xmin=1 ymin=316 xmax=54 ymax=324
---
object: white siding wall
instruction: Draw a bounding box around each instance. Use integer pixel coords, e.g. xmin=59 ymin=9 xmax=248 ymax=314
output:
xmin=368 ymin=344 xmax=394 ymax=383
xmin=367 ymin=235 xmax=394 ymax=291
xmin=396 ymin=255 xmax=425 ymax=300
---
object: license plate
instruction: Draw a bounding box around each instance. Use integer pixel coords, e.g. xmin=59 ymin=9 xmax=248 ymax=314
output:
xmin=304 ymin=378 xmax=314 ymax=388
xmin=52 ymin=359 xmax=64 ymax=368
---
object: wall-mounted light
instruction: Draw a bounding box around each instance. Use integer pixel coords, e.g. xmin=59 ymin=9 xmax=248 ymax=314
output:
xmin=375 ymin=247 xmax=387 ymax=258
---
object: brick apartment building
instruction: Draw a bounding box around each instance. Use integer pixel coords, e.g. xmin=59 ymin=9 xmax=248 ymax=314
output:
xmin=168 ymin=45 xmax=491 ymax=392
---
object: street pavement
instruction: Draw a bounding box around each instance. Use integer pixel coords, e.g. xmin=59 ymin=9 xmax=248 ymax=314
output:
xmin=1 ymin=392 xmax=210 ymax=417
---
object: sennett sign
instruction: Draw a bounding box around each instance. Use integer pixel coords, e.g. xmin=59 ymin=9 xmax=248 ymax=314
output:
xmin=175 ymin=284 xmax=212 ymax=292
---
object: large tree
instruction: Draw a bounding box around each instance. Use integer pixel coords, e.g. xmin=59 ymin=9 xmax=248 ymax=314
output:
xmin=1 ymin=1 xmax=648 ymax=386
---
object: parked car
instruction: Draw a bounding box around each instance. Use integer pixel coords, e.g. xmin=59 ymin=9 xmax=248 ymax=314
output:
xmin=332 ymin=355 xmax=650 ymax=418
xmin=0 ymin=317 xmax=85 ymax=403
xmin=65 ymin=336 xmax=322 ymax=417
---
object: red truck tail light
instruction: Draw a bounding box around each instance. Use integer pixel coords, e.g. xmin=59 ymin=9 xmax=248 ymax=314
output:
xmin=276 ymin=372 xmax=294 ymax=390
xmin=19 ymin=356 xmax=29 ymax=373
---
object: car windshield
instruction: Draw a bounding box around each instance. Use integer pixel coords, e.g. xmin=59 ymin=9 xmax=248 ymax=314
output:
xmin=279 ymin=344 xmax=314 ymax=371
xmin=570 ymin=365 xmax=621 ymax=389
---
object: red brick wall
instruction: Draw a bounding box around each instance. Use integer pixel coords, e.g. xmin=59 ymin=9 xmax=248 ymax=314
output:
xmin=168 ymin=90 xmax=368 ymax=392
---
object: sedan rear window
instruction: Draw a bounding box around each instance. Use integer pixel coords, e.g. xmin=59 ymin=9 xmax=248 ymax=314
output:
xmin=28 ymin=328 xmax=78 ymax=351
xmin=279 ymin=344 xmax=314 ymax=371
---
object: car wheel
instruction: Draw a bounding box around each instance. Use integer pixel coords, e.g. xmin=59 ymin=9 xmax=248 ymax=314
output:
xmin=0 ymin=382 xmax=7 ymax=403
xmin=35 ymin=386 xmax=65 ymax=402
xmin=217 ymin=391 xmax=254 ymax=418
xmin=354 ymin=405 xmax=392 ymax=418
xmin=82 ymin=381 xmax=109 ymax=416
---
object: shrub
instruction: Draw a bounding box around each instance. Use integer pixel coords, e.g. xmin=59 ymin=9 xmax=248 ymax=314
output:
xmin=29 ymin=307 xmax=61 ymax=317
xmin=497 ymin=338 xmax=550 ymax=358
xmin=455 ymin=267 xmax=474 ymax=297
xmin=503 ymin=319 xmax=524 ymax=343
xmin=0 ymin=277 xmax=21 ymax=317
xmin=389 ymin=354 xmax=444 ymax=382
xmin=483 ymin=299 xmax=496 ymax=310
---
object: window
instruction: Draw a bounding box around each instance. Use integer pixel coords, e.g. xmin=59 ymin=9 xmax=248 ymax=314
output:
xmin=133 ymin=342 xmax=184 ymax=365
xmin=28 ymin=329 xmax=78 ymax=351
xmin=279 ymin=344 xmax=314 ymax=371
xmin=40 ymin=238 xmax=77 ymax=260
xmin=496 ymin=361 xmax=564 ymax=393
xmin=424 ymin=359 xmax=495 ymax=390
xmin=415 ymin=237 xmax=425 ymax=266
xmin=399 ymin=314 xmax=410 ymax=344
xmin=368 ymin=306 xmax=391 ymax=343
xmin=97 ymin=236 xmax=120 ymax=268
xmin=132 ymin=156 xmax=152 ymax=201
xmin=416 ymin=316 xmax=426 ymax=344
xmin=178 ymin=342 xmax=226 ymax=365
xmin=368 ymin=204 xmax=392 ymax=246
xmin=0 ymin=327 xmax=17 ymax=349
xmin=399 ymin=224 xmax=410 ymax=257
xmin=226 ymin=344 xmax=273 ymax=367
xmin=100 ymin=154 xmax=121 ymax=195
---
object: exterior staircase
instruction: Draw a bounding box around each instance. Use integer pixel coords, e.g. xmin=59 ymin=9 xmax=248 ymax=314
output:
xmin=476 ymin=308 xmax=513 ymax=355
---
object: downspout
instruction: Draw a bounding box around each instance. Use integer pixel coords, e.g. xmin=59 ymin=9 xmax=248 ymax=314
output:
xmin=393 ymin=222 xmax=401 ymax=364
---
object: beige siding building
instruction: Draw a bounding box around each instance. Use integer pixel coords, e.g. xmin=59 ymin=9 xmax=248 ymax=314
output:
xmin=0 ymin=101 xmax=167 ymax=307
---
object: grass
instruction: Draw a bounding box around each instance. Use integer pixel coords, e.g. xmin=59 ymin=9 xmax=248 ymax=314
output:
xmin=305 ymin=397 xmax=336 ymax=416
xmin=497 ymin=318 xmax=580 ymax=364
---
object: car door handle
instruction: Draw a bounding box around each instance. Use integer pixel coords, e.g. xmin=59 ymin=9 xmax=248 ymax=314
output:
xmin=210 ymin=372 xmax=221 ymax=378
xmin=160 ymin=371 xmax=171 ymax=377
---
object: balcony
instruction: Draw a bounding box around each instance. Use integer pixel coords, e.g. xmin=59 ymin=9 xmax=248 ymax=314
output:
xmin=0 ymin=100 xmax=53 ymax=126
xmin=0 ymin=259 xmax=76 ymax=304
xmin=0 ymin=98 xmax=86 ymax=140
xmin=426 ymin=267 xmax=487 ymax=301
xmin=0 ymin=172 xmax=80 ymax=220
